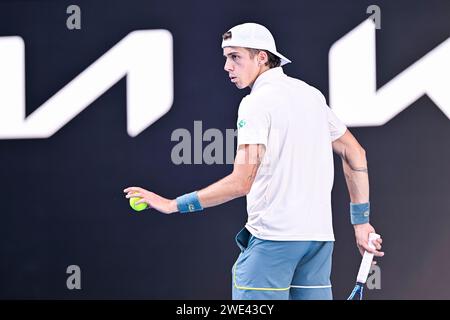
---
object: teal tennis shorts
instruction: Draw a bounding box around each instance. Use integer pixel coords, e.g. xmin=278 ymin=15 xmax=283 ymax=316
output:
xmin=232 ymin=227 xmax=334 ymax=300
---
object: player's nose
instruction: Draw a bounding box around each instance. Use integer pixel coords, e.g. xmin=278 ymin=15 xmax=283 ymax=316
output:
xmin=224 ymin=59 xmax=233 ymax=72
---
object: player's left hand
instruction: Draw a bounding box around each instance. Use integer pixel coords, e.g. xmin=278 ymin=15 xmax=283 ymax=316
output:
xmin=124 ymin=187 xmax=177 ymax=214
xmin=353 ymin=223 xmax=384 ymax=258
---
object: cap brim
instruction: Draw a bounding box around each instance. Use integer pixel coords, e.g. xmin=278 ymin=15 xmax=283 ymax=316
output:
xmin=272 ymin=51 xmax=291 ymax=66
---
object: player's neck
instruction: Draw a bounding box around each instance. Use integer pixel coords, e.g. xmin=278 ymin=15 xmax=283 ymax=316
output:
xmin=249 ymin=66 xmax=270 ymax=89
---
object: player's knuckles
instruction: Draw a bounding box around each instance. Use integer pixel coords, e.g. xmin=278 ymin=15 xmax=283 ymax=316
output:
xmin=357 ymin=239 xmax=365 ymax=246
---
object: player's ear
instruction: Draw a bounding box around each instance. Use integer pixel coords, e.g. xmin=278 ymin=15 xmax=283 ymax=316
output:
xmin=258 ymin=51 xmax=268 ymax=66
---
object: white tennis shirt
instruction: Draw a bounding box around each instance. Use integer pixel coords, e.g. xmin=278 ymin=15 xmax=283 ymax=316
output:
xmin=237 ymin=67 xmax=347 ymax=241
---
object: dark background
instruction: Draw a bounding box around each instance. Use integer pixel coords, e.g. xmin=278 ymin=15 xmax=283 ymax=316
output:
xmin=0 ymin=0 xmax=449 ymax=299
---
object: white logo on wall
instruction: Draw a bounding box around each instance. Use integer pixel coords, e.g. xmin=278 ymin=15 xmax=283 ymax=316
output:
xmin=329 ymin=19 xmax=450 ymax=127
xmin=0 ymin=30 xmax=173 ymax=139
xmin=1 ymin=20 xmax=448 ymax=140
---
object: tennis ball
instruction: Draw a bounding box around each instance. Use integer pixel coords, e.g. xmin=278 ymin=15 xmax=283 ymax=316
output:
xmin=129 ymin=196 xmax=148 ymax=211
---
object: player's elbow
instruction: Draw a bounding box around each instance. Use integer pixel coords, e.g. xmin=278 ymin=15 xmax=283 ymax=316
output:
xmin=232 ymin=176 xmax=252 ymax=197
xmin=242 ymin=182 xmax=253 ymax=196
xmin=236 ymin=180 xmax=252 ymax=196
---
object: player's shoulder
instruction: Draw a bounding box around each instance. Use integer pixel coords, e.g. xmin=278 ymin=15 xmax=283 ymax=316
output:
xmin=241 ymin=87 xmax=275 ymax=111
xmin=289 ymin=76 xmax=329 ymax=107
xmin=287 ymin=75 xmax=326 ymax=99
xmin=237 ymin=92 xmax=273 ymax=119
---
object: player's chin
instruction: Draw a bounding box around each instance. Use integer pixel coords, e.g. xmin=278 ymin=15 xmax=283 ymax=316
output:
xmin=235 ymin=82 xmax=247 ymax=89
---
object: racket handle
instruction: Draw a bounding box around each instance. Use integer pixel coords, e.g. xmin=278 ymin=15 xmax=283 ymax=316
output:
xmin=356 ymin=233 xmax=380 ymax=284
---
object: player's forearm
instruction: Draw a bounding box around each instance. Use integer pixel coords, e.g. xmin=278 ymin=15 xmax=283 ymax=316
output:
xmin=340 ymin=146 xmax=369 ymax=204
xmin=173 ymin=144 xmax=262 ymax=212
xmin=196 ymin=173 xmax=248 ymax=208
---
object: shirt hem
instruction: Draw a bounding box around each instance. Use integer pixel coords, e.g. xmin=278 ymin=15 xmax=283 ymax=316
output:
xmin=245 ymin=225 xmax=335 ymax=241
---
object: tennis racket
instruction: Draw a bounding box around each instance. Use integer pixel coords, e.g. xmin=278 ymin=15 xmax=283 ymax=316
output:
xmin=347 ymin=232 xmax=380 ymax=300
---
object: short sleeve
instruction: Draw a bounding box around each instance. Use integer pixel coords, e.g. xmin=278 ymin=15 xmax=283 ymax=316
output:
xmin=317 ymin=92 xmax=347 ymax=141
xmin=236 ymin=97 xmax=270 ymax=147
xmin=326 ymin=106 xmax=347 ymax=141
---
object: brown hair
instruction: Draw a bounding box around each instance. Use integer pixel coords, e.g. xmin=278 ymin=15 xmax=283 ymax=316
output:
xmin=246 ymin=48 xmax=281 ymax=69
xmin=222 ymin=31 xmax=232 ymax=41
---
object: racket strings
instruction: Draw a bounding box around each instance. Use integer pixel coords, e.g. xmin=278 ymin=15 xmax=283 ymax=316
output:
xmin=347 ymin=283 xmax=364 ymax=300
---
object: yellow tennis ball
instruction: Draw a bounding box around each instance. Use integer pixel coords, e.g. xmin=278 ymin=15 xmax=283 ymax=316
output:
xmin=129 ymin=196 xmax=148 ymax=211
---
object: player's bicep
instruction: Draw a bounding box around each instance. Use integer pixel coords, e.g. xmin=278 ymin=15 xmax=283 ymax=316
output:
xmin=332 ymin=129 xmax=362 ymax=158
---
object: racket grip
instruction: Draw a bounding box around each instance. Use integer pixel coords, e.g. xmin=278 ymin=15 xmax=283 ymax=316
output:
xmin=356 ymin=233 xmax=380 ymax=284
xmin=367 ymin=232 xmax=379 ymax=251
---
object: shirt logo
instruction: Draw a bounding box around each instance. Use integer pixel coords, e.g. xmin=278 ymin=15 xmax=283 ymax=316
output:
xmin=238 ymin=119 xmax=247 ymax=129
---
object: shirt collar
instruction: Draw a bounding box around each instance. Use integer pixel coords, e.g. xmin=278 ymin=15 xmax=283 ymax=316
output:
xmin=251 ymin=67 xmax=285 ymax=92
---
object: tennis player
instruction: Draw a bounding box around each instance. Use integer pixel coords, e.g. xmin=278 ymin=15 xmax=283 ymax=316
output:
xmin=124 ymin=22 xmax=384 ymax=300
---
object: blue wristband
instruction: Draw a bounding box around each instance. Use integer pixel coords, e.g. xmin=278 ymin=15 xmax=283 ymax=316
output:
xmin=350 ymin=202 xmax=370 ymax=225
xmin=176 ymin=191 xmax=203 ymax=213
